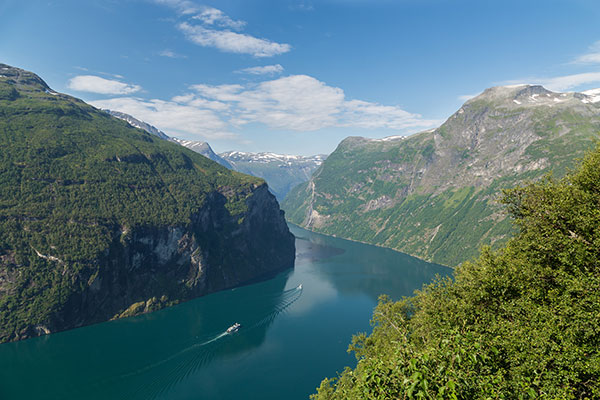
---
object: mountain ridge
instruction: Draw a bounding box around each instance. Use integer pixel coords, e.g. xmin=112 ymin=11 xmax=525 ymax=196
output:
xmin=283 ymin=84 xmax=600 ymax=266
xmin=0 ymin=63 xmax=295 ymax=342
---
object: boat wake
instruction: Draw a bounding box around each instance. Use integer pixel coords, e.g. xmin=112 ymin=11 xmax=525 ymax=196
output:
xmin=107 ymin=284 xmax=303 ymax=400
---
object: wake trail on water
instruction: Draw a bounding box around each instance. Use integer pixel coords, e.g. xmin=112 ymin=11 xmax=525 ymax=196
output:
xmin=112 ymin=284 xmax=303 ymax=400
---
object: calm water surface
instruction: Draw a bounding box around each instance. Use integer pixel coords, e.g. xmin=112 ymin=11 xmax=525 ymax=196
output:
xmin=0 ymin=224 xmax=450 ymax=399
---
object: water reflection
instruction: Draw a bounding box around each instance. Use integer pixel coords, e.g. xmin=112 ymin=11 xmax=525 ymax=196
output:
xmin=289 ymin=224 xmax=450 ymax=302
xmin=0 ymin=270 xmax=293 ymax=400
xmin=0 ymin=224 xmax=450 ymax=400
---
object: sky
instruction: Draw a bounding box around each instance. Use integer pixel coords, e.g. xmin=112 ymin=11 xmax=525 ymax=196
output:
xmin=2 ymin=0 xmax=600 ymax=155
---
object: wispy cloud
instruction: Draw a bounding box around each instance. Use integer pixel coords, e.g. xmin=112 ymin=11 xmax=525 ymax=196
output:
xmin=235 ymin=64 xmax=284 ymax=75
xmin=159 ymin=49 xmax=187 ymax=58
xmin=187 ymin=74 xmax=439 ymax=131
xmin=67 ymin=75 xmax=142 ymax=95
xmin=573 ymin=40 xmax=600 ymax=64
xmin=193 ymin=6 xmax=246 ymax=30
xmin=290 ymin=2 xmax=315 ymax=11
xmin=90 ymin=74 xmax=437 ymax=141
xmin=155 ymin=1 xmax=290 ymax=57
xmin=178 ymin=22 xmax=290 ymax=57
xmin=153 ymin=0 xmax=199 ymax=15
xmin=457 ymin=93 xmax=479 ymax=102
xmin=90 ymin=97 xmax=235 ymax=139
xmin=504 ymin=72 xmax=600 ymax=92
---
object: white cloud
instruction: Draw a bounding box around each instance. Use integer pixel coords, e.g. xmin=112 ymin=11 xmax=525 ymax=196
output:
xmin=159 ymin=49 xmax=187 ymax=58
xmin=67 ymin=75 xmax=142 ymax=95
xmin=504 ymin=72 xmax=600 ymax=92
xmin=457 ymin=93 xmax=479 ymax=102
xmin=153 ymin=0 xmax=199 ymax=15
xmin=90 ymin=97 xmax=235 ymax=139
xmin=236 ymin=64 xmax=284 ymax=75
xmin=178 ymin=22 xmax=291 ymax=57
xmin=88 ymin=74 xmax=437 ymax=141
xmin=186 ymin=74 xmax=438 ymax=131
xmin=193 ymin=6 xmax=246 ymax=30
xmin=154 ymin=1 xmax=290 ymax=58
xmin=573 ymin=41 xmax=600 ymax=64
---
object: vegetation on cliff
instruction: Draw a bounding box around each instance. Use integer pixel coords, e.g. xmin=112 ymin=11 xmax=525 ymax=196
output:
xmin=0 ymin=64 xmax=294 ymax=342
xmin=283 ymin=85 xmax=600 ymax=267
xmin=312 ymin=144 xmax=600 ymax=399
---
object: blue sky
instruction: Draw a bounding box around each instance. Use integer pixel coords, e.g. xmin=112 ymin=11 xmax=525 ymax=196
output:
xmin=2 ymin=0 xmax=600 ymax=155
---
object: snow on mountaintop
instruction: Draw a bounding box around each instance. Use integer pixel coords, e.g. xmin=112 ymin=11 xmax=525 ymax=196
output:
xmin=220 ymin=151 xmax=326 ymax=165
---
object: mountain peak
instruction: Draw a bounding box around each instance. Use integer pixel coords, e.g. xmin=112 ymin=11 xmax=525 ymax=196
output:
xmin=0 ymin=63 xmax=51 ymax=92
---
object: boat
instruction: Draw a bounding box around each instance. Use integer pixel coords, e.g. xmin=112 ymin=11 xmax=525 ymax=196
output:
xmin=226 ymin=323 xmax=241 ymax=334
xmin=298 ymin=284 xmax=303 ymax=290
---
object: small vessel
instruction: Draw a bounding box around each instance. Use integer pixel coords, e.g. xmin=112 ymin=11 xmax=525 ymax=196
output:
xmin=226 ymin=323 xmax=241 ymax=334
xmin=298 ymin=284 xmax=303 ymax=290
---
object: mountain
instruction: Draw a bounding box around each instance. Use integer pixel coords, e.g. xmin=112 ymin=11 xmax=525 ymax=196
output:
xmin=171 ymin=138 xmax=233 ymax=169
xmin=220 ymin=151 xmax=326 ymax=201
xmin=312 ymin=142 xmax=600 ymax=399
xmin=283 ymin=84 xmax=600 ymax=266
xmin=104 ymin=109 xmax=171 ymax=140
xmin=98 ymin=111 xmax=323 ymax=200
xmin=0 ymin=64 xmax=295 ymax=342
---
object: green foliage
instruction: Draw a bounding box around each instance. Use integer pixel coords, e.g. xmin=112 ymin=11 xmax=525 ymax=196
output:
xmin=0 ymin=73 xmax=263 ymax=341
xmin=283 ymin=97 xmax=600 ymax=267
xmin=312 ymin=145 xmax=600 ymax=399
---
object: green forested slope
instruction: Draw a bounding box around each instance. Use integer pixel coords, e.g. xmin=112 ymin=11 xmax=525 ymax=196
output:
xmin=312 ymin=145 xmax=600 ymax=399
xmin=0 ymin=64 xmax=294 ymax=342
xmin=283 ymin=85 xmax=600 ymax=266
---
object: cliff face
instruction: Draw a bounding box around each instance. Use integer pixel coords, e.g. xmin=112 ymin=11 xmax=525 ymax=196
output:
xmin=283 ymin=85 xmax=600 ymax=266
xmin=0 ymin=64 xmax=294 ymax=342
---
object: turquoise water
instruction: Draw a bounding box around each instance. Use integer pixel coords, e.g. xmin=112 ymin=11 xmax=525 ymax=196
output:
xmin=0 ymin=225 xmax=450 ymax=399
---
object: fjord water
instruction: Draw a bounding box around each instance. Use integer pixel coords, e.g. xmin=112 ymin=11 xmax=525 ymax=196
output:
xmin=0 ymin=225 xmax=449 ymax=399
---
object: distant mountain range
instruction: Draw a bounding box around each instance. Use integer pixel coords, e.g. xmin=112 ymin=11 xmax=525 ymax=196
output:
xmin=170 ymin=138 xmax=233 ymax=169
xmin=104 ymin=109 xmax=326 ymax=200
xmin=219 ymin=151 xmax=326 ymax=200
xmin=283 ymin=84 xmax=600 ymax=266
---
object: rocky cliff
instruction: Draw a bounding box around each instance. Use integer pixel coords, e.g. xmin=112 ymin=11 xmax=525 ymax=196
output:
xmin=283 ymin=84 xmax=600 ymax=266
xmin=0 ymin=64 xmax=295 ymax=342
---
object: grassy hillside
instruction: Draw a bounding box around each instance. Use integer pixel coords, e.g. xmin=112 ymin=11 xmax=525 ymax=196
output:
xmin=283 ymin=85 xmax=600 ymax=266
xmin=0 ymin=64 xmax=294 ymax=342
xmin=312 ymin=144 xmax=600 ymax=399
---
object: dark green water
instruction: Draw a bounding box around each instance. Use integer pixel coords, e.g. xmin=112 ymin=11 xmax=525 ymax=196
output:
xmin=0 ymin=225 xmax=450 ymax=399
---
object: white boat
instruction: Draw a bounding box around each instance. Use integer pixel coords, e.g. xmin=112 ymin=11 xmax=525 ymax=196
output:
xmin=226 ymin=323 xmax=241 ymax=334
xmin=298 ymin=284 xmax=303 ymax=290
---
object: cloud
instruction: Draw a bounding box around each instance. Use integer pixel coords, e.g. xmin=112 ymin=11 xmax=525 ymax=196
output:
xmin=159 ymin=49 xmax=187 ymax=58
xmin=67 ymin=75 xmax=142 ymax=95
xmin=153 ymin=0 xmax=199 ymax=15
xmin=457 ymin=93 xmax=479 ymax=102
xmin=235 ymin=64 xmax=284 ymax=75
xmin=186 ymin=74 xmax=438 ymax=131
xmin=504 ymin=72 xmax=600 ymax=92
xmin=89 ymin=74 xmax=437 ymax=140
xmin=573 ymin=40 xmax=600 ymax=64
xmin=178 ymin=22 xmax=291 ymax=57
xmin=154 ymin=1 xmax=290 ymax=58
xmin=193 ymin=6 xmax=246 ymax=30
xmin=90 ymin=97 xmax=235 ymax=139
xmin=289 ymin=2 xmax=315 ymax=11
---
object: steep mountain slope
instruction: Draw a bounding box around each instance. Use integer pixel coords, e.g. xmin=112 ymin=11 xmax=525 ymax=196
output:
xmin=0 ymin=64 xmax=295 ymax=342
xmin=283 ymin=85 xmax=600 ymax=266
xmin=104 ymin=109 xmax=171 ymax=140
xmin=220 ymin=151 xmax=326 ymax=200
xmin=171 ymin=138 xmax=233 ymax=169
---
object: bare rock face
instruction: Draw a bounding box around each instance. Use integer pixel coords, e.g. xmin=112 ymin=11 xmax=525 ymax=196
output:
xmin=283 ymin=84 xmax=600 ymax=266
xmin=0 ymin=64 xmax=295 ymax=343
xmin=45 ymin=186 xmax=295 ymax=339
